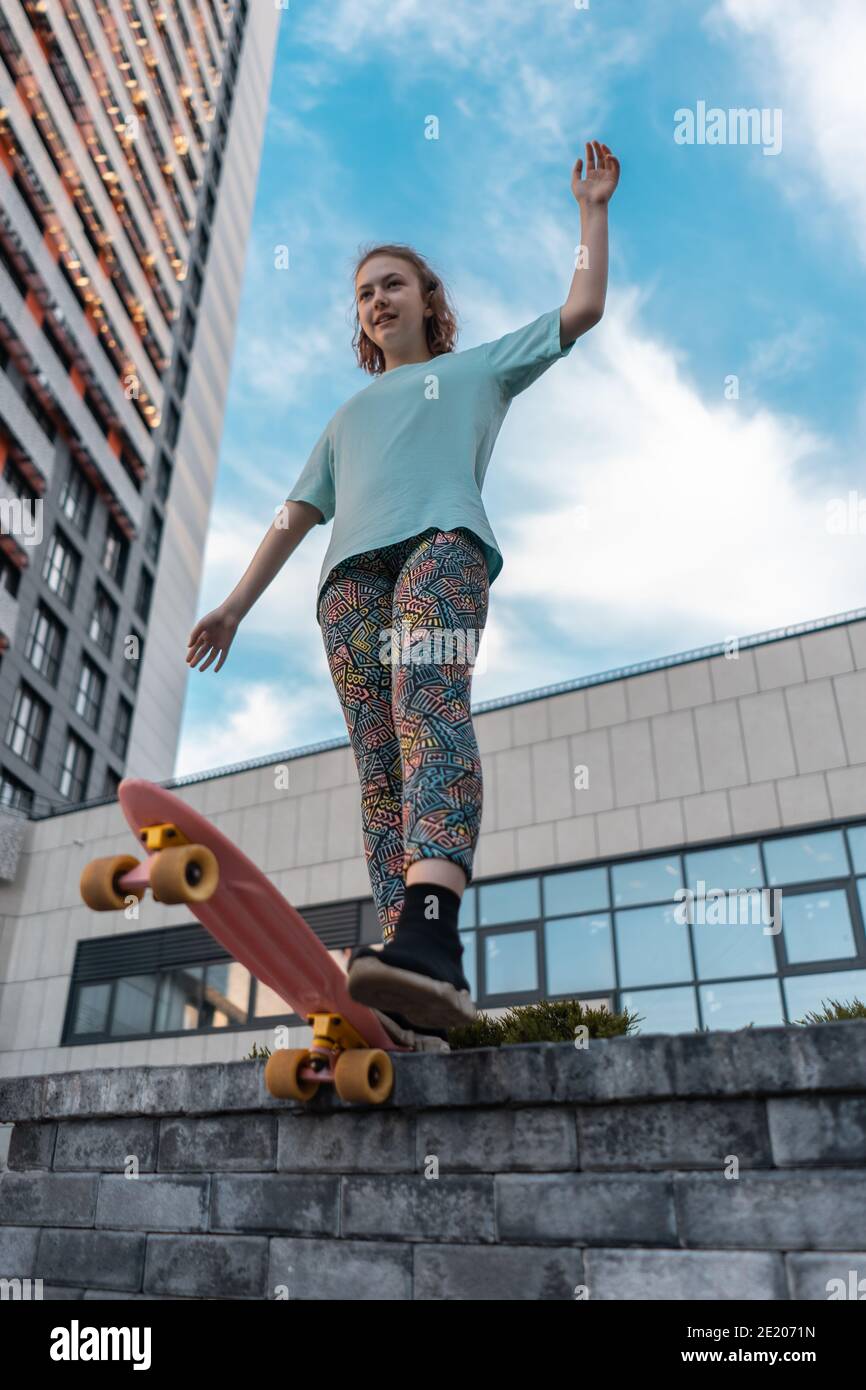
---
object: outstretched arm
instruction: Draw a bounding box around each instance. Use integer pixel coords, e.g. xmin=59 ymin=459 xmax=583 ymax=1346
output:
xmin=561 ymin=140 xmax=620 ymax=348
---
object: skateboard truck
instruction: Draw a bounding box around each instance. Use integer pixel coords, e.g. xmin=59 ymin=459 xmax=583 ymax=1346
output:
xmin=137 ymin=821 xmax=191 ymax=851
xmin=80 ymin=820 xmax=220 ymax=909
xmin=306 ymin=1012 xmax=368 ymax=1068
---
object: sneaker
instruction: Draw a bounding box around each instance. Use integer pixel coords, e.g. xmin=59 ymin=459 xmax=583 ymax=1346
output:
xmin=347 ymin=935 xmax=476 ymax=1031
xmin=372 ymin=1007 xmax=451 ymax=1052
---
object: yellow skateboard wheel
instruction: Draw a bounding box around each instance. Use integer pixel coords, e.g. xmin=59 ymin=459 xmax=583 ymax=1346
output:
xmin=149 ymin=844 xmax=219 ymax=904
xmin=80 ymin=855 xmax=144 ymax=911
xmin=265 ymin=1048 xmax=320 ymax=1101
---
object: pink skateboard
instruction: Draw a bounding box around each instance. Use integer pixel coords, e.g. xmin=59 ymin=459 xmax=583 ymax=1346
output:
xmin=79 ymin=778 xmax=421 ymax=1104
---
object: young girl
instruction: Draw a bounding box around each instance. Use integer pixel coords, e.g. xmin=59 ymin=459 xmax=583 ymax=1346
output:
xmin=187 ymin=141 xmax=620 ymax=1047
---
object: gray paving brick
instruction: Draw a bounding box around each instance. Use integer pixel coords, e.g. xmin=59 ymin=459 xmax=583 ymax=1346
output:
xmin=0 ymin=1225 xmax=39 ymax=1278
xmin=277 ymin=1110 xmax=414 ymax=1172
xmin=675 ymin=1170 xmax=866 ymax=1248
xmin=269 ymin=1237 xmax=412 ymax=1299
xmin=416 ymin=1106 xmax=577 ymax=1172
xmin=7 ymin=1123 xmax=56 ymax=1171
xmin=577 ymin=1098 xmax=771 ymax=1169
xmin=37 ymin=1227 xmax=145 ymax=1292
xmin=96 ymin=1174 xmax=210 ymax=1232
xmin=766 ymin=1096 xmax=866 ymax=1165
xmin=785 ymin=1251 xmax=866 ymax=1300
xmin=497 ymin=1172 xmax=676 ymax=1244
xmin=144 ymin=1233 xmax=268 ymax=1298
xmin=54 ymin=1119 xmax=157 ymax=1172
xmin=159 ymin=1114 xmax=276 ymax=1171
xmin=0 ymin=1075 xmax=46 ymax=1124
xmin=584 ymin=1247 xmax=786 ymax=1299
xmin=342 ymin=1175 xmax=495 ymax=1241
xmin=210 ymin=1173 xmax=339 ymax=1234
xmin=414 ymin=1243 xmax=583 ymax=1299
xmin=0 ymin=1171 xmax=97 ymax=1226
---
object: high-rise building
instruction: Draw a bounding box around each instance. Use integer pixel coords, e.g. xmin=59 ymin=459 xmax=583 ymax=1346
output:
xmin=0 ymin=0 xmax=280 ymax=812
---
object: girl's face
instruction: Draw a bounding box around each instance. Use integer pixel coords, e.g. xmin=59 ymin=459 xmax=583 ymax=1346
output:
xmin=355 ymin=256 xmax=428 ymax=355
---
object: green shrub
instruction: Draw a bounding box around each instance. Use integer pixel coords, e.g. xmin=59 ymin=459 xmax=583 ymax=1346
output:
xmin=793 ymin=996 xmax=866 ymax=1024
xmin=242 ymin=994 xmax=866 ymax=1058
xmin=447 ymin=998 xmax=639 ymax=1049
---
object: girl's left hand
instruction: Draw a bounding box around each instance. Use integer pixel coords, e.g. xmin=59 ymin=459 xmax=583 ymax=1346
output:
xmin=571 ymin=140 xmax=620 ymax=207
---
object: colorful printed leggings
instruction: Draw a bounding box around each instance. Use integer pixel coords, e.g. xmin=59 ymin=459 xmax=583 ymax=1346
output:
xmin=317 ymin=527 xmax=489 ymax=943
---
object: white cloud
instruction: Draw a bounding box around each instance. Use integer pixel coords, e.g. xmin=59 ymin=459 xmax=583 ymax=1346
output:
xmin=709 ymin=0 xmax=866 ymax=262
xmin=176 ymin=680 xmax=319 ymax=777
xmin=475 ymin=282 xmax=862 ymax=691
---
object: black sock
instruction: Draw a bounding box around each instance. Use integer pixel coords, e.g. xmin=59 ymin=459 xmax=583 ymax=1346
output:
xmin=382 ymin=881 xmax=467 ymax=986
xmin=396 ymin=882 xmax=461 ymax=940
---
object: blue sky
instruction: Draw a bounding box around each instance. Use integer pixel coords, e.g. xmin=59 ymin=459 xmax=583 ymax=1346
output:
xmin=176 ymin=0 xmax=866 ymax=778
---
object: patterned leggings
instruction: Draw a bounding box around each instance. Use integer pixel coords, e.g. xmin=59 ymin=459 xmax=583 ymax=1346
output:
xmin=317 ymin=527 xmax=489 ymax=943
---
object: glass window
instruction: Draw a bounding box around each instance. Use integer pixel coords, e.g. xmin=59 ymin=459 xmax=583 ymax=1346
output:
xmin=847 ymin=826 xmax=866 ymax=874
xmin=135 ymin=567 xmax=154 ymax=622
xmin=859 ymin=879 xmax=866 ymax=927
xmin=58 ymin=730 xmax=92 ymax=801
xmin=691 ymin=899 xmax=778 ymax=979
xmin=109 ymin=975 xmax=158 ymax=1036
xmin=619 ymin=985 xmax=698 ymax=1035
xmin=612 ymin=854 xmax=683 ymax=907
xmin=6 ymin=683 xmax=50 ymax=769
xmin=201 ymin=962 xmax=250 ymax=1028
xmin=0 ymin=770 xmax=33 ymax=814
xmin=102 ymin=766 xmax=121 ymax=799
xmin=74 ymin=657 xmax=105 ymax=729
xmin=779 ymin=890 xmax=856 ymax=964
xmin=484 ymin=930 xmax=537 ymax=995
xmin=144 ymin=508 xmax=163 ymax=563
xmin=783 ymin=969 xmax=866 ymax=1025
xmin=459 ymin=930 xmax=477 ymax=1000
xmin=25 ymin=605 xmax=65 ymax=686
xmin=59 ymin=464 xmax=94 ymax=536
xmin=72 ymin=982 xmax=111 ymax=1035
xmin=545 ymin=914 xmax=614 ymax=994
xmin=154 ymin=966 xmax=203 ymax=1031
xmin=102 ymin=518 xmax=128 ymax=587
xmin=89 ymin=587 xmax=117 ymax=656
xmin=763 ymin=829 xmax=848 ymax=886
xmin=111 ymin=699 xmax=133 ymax=760
xmin=478 ymin=877 xmax=539 ymax=926
xmin=253 ymin=980 xmax=291 ymax=1017
xmin=685 ymin=842 xmax=763 ymax=895
xmin=460 ymin=885 xmax=477 ymax=927
xmin=615 ymin=903 xmax=692 ymax=987
xmin=543 ymin=866 xmax=609 ymax=917
xmin=699 ymin=977 xmax=784 ymax=1030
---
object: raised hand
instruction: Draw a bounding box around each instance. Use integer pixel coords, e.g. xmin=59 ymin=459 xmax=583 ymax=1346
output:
xmin=571 ymin=140 xmax=620 ymax=208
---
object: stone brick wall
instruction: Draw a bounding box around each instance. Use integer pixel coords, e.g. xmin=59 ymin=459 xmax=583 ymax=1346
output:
xmin=1 ymin=1024 xmax=866 ymax=1300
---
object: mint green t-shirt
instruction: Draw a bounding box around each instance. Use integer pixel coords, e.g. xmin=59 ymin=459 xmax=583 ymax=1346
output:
xmin=286 ymin=306 xmax=575 ymax=620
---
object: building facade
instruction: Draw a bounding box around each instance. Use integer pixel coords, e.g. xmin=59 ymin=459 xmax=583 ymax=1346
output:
xmin=0 ymin=0 xmax=279 ymax=813
xmin=1 ymin=608 xmax=865 ymax=1086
